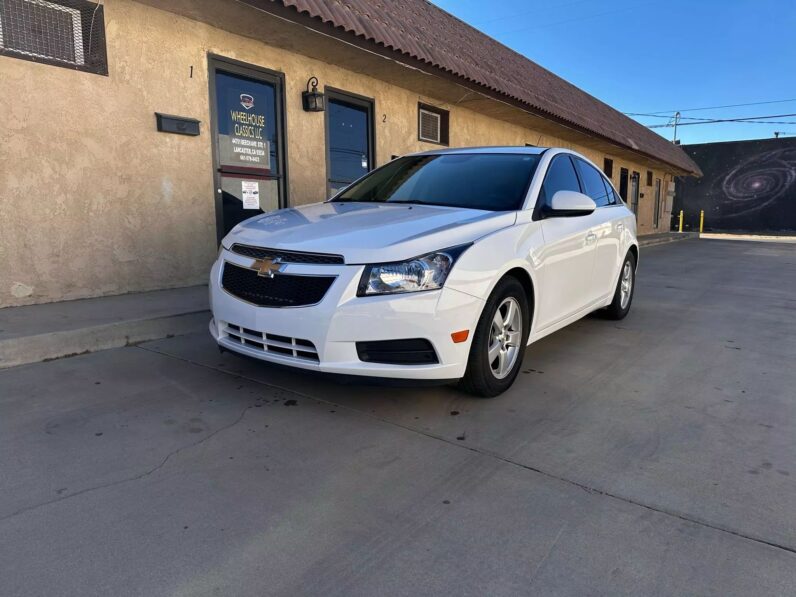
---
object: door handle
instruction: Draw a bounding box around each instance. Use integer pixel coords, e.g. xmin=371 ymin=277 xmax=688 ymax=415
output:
xmin=585 ymin=232 xmax=597 ymax=245
xmin=616 ymin=222 xmax=625 ymax=231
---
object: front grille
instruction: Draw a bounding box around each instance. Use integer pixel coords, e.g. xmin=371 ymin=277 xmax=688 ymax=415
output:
xmin=230 ymin=244 xmax=344 ymax=265
xmin=356 ymin=339 xmax=439 ymax=365
xmin=224 ymin=323 xmax=319 ymax=362
xmin=222 ymin=262 xmax=335 ymax=307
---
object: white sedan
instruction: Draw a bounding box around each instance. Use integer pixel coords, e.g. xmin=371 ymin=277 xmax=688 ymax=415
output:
xmin=209 ymin=147 xmax=638 ymax=397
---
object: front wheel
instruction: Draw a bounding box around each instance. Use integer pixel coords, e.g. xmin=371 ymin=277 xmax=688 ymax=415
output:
xmin=459 ymin=277 xmax=530 ymax=398
xmin=604 ymin=252 xmax=636 ymax=320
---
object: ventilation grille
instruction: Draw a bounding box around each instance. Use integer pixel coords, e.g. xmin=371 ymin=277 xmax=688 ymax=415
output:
xmin=222 ymin=262 xmax=335 ymax=308
xmin=224 ymin=323 xmax=319 ymax=362
xmin=419 ymin=109 xmax=441 ymax=143
xmin=0 ymin=0 xmax=108 ymax=74
xmin=230 ymin=244 xmax=344 ymax=265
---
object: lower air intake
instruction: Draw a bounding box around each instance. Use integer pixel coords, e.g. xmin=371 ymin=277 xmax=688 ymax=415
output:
xmin=356 ymin=339 xmax=438 ymax=365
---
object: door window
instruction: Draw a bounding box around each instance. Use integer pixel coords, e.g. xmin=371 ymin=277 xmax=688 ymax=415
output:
xmin=630 ymin=172 xmax=640 ymax=215
xmin=212 ymin=64 xmax=285 ymax=238
xmin=327 ymin=94 xmax=373 ymax=197
xmin=539 ymin=155 xmax=581 ymax=209
xmin=575 ymin=158 xmax=611 ymax=207
xmin=654 ymin=178 xmax=662 ymax=227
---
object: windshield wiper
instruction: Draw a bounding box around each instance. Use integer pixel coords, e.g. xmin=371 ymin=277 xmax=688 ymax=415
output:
xmin=388 ymin=199 xmax=460 ymax=208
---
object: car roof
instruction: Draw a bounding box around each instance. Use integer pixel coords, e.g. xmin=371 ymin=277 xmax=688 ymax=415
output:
xmin=408 ymin=145 xmax=555 ymax=157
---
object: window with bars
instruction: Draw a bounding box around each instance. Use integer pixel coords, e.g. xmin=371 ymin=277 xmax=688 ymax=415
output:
xmin=0 ymin=0 xmax=107 ymax=75
xmin=418 ymin=102 xmax=449 ymax=145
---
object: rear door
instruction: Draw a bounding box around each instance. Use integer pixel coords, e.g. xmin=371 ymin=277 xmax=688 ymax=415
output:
xmin=536 ymin=154 xmax=599 ymax=329
xmin=574 ymin=157 xmax=623 ymax=300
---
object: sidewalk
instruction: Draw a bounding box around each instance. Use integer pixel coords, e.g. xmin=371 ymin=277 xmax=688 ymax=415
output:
xmin=0 ymin=286 xmax=208 ymax=369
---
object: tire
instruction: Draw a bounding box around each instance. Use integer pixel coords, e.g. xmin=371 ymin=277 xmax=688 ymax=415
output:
xmin=459 ymin=276 xmax=530 ymax=398
xmin=604 ymin=251 xmax=636 ymax=320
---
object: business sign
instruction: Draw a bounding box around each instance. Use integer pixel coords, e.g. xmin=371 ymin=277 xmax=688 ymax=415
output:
xmin=217 ymin=83 xmax=271 ymax=172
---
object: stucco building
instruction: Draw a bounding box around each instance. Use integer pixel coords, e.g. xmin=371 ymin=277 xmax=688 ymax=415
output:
xmin=0 ymin=0 xmax=701 ymax=307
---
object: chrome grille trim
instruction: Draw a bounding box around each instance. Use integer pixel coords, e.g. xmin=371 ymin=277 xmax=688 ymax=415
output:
xmin=230 ymin=244 xmax=345 ymax=265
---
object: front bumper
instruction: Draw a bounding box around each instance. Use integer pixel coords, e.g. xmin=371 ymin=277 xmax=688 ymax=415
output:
xmin=208 ymin=248 xmax=485 ymax=380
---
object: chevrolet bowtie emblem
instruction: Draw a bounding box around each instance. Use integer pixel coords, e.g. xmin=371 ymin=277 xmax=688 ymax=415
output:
xmin=252 ymin=257 xmax=283 ymax=278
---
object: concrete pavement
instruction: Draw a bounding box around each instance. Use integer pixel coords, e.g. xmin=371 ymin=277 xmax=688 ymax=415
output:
xmin=1 ymin=239 xmax=795 ymax=596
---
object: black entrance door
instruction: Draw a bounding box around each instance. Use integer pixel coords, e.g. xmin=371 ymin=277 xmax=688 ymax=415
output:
xmin=619 ymin=167 xmax=629 ymax=202
xmin=325 ymin=91 xmax=374 ymax=197
xmin=210 ymin=57 xmax=286 ymax=240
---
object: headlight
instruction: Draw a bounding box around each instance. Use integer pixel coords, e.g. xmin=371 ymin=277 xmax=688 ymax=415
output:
xmin=357 ymin=244 xmax=470 ymax=296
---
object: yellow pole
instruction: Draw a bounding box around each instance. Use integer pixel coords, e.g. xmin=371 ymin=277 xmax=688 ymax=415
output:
xmin=678 ymin=210 xmax=684 ymax=232
xmin=699 ymin=210 xmax=704 ymax=233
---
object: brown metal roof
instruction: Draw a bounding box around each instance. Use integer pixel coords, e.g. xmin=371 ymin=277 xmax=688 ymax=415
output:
xmin=262 ymin=0 xmax=700 ymax=175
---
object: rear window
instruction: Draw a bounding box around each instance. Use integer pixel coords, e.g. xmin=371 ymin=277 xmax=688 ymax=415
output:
xmin=334 ymin=153 xmax=541 ymax=211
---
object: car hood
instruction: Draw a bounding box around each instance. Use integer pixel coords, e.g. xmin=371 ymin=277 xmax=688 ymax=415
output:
xmin=223 ymin=202 xmax=517 ymax=263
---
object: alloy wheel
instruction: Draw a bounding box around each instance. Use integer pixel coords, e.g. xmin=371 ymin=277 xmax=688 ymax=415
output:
xmin=620 ymin=261 xmax=633 ymax=309
xmin=488 ymin=297 xmax=523 ymax=379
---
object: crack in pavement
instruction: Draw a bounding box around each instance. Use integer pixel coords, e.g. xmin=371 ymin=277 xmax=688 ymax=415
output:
xmin=0 ymin=404 xmax=251 ymax=523
xmin=135 ymin=344 xmax=796 ymax=557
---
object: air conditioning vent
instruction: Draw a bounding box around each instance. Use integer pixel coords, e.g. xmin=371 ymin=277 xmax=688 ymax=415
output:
xmin=419 ymin=109 xmax=441 ymax=144
xmin=0 ymin=0 xmax=108 ymax=75
xmin=0 ymin=0 xmax=84 ymax=65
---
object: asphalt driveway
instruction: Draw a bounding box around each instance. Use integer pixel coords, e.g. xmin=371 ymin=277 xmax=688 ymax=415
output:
xmin=2 ymin=239 xmax=795 ymax=596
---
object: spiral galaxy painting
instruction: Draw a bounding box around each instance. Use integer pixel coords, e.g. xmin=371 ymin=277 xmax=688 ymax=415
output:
xmin=675 ymin=138 xmax=796 ymax=232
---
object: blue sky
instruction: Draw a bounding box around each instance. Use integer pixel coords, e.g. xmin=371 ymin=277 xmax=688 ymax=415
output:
xmin=430 ymin=0 xmax=796 ymax=145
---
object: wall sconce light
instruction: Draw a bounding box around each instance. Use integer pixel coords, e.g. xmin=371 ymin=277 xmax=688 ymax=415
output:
xmin=302 ymin=77 xmax=325 ymax=112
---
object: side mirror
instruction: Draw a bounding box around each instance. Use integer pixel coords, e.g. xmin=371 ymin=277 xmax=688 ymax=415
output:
xmin=544 ymin=190 xmax=597 ymax=217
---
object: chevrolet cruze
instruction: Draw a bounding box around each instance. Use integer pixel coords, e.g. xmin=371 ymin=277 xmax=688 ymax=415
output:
xmin=209 ymin=147 xmax=638 ymax=396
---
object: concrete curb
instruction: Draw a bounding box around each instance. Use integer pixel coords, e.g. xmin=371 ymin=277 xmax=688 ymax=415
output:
xmin=0 ymin=310 xmax=209 ymax=370
xmin=700 ymin=233 xmax=796 ymax=243
xmin=639 ymin=233 xmax=698 ymax=248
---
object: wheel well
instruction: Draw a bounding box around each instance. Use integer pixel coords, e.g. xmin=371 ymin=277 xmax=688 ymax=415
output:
xmin=503 ymin=267 xmax=535 ymax=318
xmin=628 ymin=244 xmax=639 ymax=268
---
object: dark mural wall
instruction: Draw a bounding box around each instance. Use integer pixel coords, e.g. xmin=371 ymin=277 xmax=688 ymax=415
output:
xmin=674 ymin=137 xmax=796 ymax=232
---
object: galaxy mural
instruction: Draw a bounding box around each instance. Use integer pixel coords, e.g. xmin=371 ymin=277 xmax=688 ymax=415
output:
xmin=674 ymin=137 xmax=796 ymax=232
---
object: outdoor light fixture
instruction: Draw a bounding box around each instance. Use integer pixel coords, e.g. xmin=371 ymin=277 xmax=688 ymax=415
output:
xmin=302 ymin=77 xmax=325 ymax=112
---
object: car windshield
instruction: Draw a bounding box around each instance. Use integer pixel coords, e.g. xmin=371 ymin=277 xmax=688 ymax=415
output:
xmin=332 ymin=153 xmax=541 ymax=211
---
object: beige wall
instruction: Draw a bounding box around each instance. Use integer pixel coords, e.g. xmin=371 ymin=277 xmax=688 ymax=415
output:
xmin=0 ymin=0 xmax=676 ymax=307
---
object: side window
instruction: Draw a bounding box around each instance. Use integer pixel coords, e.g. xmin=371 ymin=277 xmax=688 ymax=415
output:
xmin=575 ymin=158 xmax=611 ymax=207
xmin=603 ymin=178 xmax=619 ymax=205
xmin=539 ymin=155 xmax=581 ymax=208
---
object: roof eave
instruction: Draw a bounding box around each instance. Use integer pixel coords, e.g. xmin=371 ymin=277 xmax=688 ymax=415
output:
xmin=241 ymin=0 xmax=702 ymax=176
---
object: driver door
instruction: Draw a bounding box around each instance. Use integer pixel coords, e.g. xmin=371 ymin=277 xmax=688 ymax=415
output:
xmin=535 ymin=155 xmax=599 ymax=330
